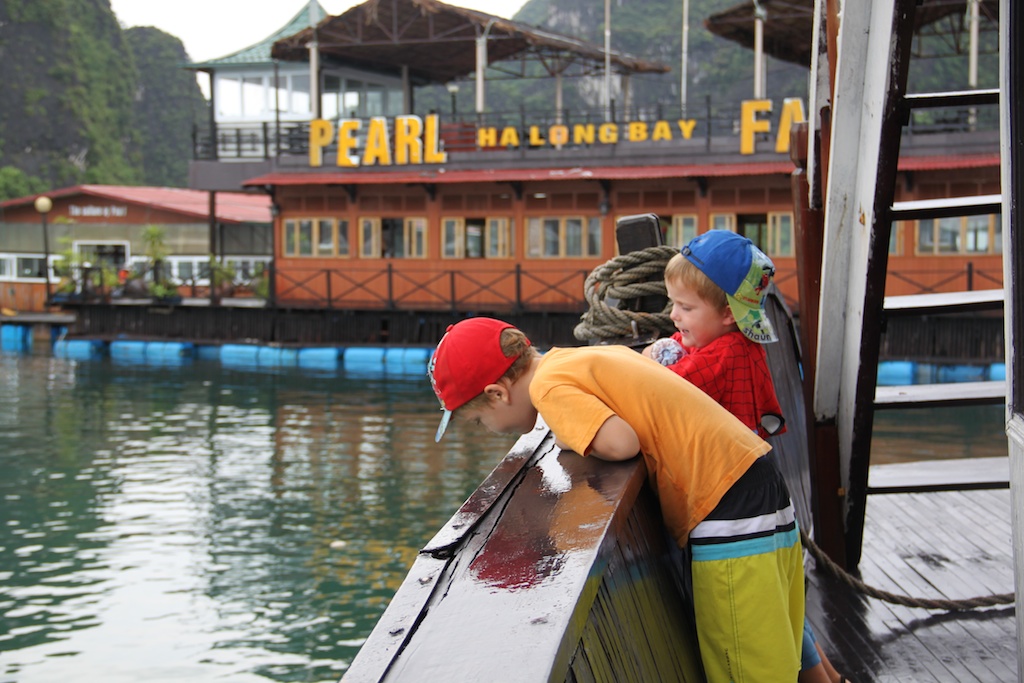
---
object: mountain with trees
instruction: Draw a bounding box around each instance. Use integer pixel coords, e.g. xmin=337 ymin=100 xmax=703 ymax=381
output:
xmin=0 ymin=0 xmax=998 ymax=202
xmin=0 ymin=0 xmax=205 ymax=200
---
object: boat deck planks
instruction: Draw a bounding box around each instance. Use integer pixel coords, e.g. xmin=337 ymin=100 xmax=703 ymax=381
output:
xmin=806 ymin=482 xmax=1017 ymax=682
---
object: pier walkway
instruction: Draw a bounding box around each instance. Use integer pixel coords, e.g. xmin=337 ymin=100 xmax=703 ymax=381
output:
xmin=808 ymin=457 xmax=1016 ymax=682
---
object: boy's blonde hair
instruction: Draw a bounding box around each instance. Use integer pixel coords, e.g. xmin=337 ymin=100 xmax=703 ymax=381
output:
xmin=663 ymin=252 xmax=729 ymax=311
xmin=458 ymin=327 xmax=538 ymax=412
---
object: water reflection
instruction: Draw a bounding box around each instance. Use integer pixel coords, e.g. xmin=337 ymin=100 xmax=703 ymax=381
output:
xmin=0 ymin=354 xmax=513 ymax=682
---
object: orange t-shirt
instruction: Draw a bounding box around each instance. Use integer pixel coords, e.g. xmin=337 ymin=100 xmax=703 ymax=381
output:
xmin=529 ymin=345 xmax=771 ymax=545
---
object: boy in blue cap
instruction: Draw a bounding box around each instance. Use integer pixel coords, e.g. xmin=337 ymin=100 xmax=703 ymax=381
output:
xmin=644 ymin=229 xmax=847 ymax=683
xmin=430 ymin=315 xmax=805 ymax=682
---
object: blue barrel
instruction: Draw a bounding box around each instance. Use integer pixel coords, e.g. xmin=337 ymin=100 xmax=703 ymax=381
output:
xmin=343 ymin=347 xmax=387 ymax=373
xmin=196 ymin=345 xmax=221 ymax=361
xmin=876 ymin=360 xmax=916 ymax=386
xmin=221 ymin=344 xmax=260 ymax=367
xmin=988 ymin=362 xmax=1007 ymax=381
xmin=937 ymin=364 xmax=987 ymax=383
xmin=298 ymin=347 xmax=342 ymax=370
xmin=1 ymin=324 xmax=30 ymax=353
xmin=110 ymin=340 xmax=148 ymax=361
xmin=54 ymin=339 xmax=105 ymax=361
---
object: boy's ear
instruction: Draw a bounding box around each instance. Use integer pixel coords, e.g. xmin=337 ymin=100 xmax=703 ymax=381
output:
xmin=483 ymin=380 xmax=511 ymax=403
xmin=720 ymin=305 xmax=736 ymax=326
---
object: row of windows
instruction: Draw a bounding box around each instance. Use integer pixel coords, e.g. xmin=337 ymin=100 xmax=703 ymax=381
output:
xmin=0 ymin=255 xmax=270 ymax=284
xmin=282 ymin=214 xmax=790 ymax=260
xmin=216 ymin=73 xmax=404 ymax=120
xmin=884 ymin=214 xmax=1002 ymax=255
xmin=283 ymin=216 xmax=601 ymax=260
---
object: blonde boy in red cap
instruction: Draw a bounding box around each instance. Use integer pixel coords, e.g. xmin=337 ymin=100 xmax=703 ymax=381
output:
xmin=429 ymin=316 xmax=805 ymax=682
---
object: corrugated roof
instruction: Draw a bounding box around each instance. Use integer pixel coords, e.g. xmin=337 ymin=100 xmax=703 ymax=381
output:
xmin=187 ymin=1 xmax=328 ymax=69
xmin=0 ymin=185 xmax=272 ymax=224
xmin=272 ymin=0 xmax=670 ymax=85
xmin=705 ymin=0 xmax=999 ymax=67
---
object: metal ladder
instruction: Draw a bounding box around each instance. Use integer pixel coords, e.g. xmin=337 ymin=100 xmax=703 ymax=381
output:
xmin=808 ymin=0 xmax=1003 ymax=568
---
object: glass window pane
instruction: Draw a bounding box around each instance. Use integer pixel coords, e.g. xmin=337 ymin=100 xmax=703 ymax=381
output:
xmin=993 ymin=213 xmax=1002 ymax=254
xmin=298 ymin=220 xmax=314 ymax=256
xmin=365 ymin=84 xmax=384 ymax=117
xmin=917 ymin=219 xmax=935 ymax=253
xmin=937 ymin=217 xmax=961 ymax=253
xmin=217 ymin=76 xmax=241 ymax=117
xmin=285 ymin=221 xmax=296 ymax=255
xmin=291 ymin=74 xmax=311 ymax=115
xmin=466 ymin=222 xmax=483 ymax=258
xmin=16 ymin=257 xmax=45 ymax=278
xmin=338 ymin=220 xmax=350 ymax=256
xmin=316 ymin=219 xmax=335 ymax=256
xmin=774 ymin=214 xmax=793 ymax=256
xmin=361 ymin=219 xmax=376 ymax=257
xmin=586 ymin=217 xmax=602 ymax=256
xmin=322 ymin=75 xmax=342 ymax=120
xmin=543 ymin=218 xmax=561 ymax=257
xmin=386 ymin=87 xmax=404 ymax=117
xmin=179 ymin=262 xmax=194 ymax=280
xmin=242 ymin=76 xmax=264 ymax=117
xmin=965 ymin=215 xmax=990 ymax=253
xmin=564 ymin=218 xmax=583 ymax=256
xmin=443 ymin=219 xmax=459 ymax=258
xmin=344 ymin=80 xmax=362 ymax=117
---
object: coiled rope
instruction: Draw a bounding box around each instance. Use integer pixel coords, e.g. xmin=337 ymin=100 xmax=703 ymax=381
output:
xmin=801 ymin=529 xmax=1015 ymax=610
xmin=577 ymin=246 xmax=1015 ymax=610
xmin=573 ymin=245 xmax=679 ymax=342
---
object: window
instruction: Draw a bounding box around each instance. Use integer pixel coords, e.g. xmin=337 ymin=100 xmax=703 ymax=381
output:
xmin=487 ymin=218 xmax=513 ymax=258
xmin=359 ymin=217 xmax=426 ymax=258
xmin=709 ymin=214 xmax=736 ymax=232
xmin=666 ymin=214 xmax=697 ymax=248
xmin=766 ymin=212 xmax=794 ymax=257
xmin=442 ymin=217 xmax=509 ymax=258
xmin=889 ymin=223 xmax=904 ymax=255
xmin=916 ymin=214 xmax=1002 ymax=255
xmin=282 ymin=218 xmax=350 ymax=258
xmin=16 ymin=257 xmax=47 ymax=280
xmin=526 ymin=216 xmax=601 ymax=258
xmin=0 ymin=256 xmax=13 ymax=279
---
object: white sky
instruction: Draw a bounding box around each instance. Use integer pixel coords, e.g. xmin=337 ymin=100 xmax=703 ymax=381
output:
xmin=108 ymin=0 xmax=530 ymax=64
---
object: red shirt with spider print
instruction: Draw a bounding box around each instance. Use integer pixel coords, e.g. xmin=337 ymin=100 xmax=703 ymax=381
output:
xmin=665 ymin=330 xmax=786 ymax=439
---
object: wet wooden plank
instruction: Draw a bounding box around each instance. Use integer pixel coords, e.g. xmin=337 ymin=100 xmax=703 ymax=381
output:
xmin=867 ymin=456 xmax=1009 ymax=493
xmin=874 ymin=381 xmax=1006 ymax=408
xmin=806 ymin=486 xmax=1017 ymax=683
xmin=883 ymin=289 xmax=1004 ymax=316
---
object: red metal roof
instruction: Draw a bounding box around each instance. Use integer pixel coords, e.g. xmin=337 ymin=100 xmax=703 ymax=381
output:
xmin=896 ymin=153 xmax=1000 ymax=171
xmin=243 ymin=161 xmax=798 ymax=187
xmin=0 ymin=185 xmax=272 ymax=223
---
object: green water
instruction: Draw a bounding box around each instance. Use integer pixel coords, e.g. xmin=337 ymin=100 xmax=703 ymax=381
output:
xmin=0 ymin=353 xmax=1008 ymax=682
xmin=0 ymin=353 xmax=514 ymax=683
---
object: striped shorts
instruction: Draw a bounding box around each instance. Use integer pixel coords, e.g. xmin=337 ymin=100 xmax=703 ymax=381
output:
xmin=689 ymin=456 xmax=805 ymax=683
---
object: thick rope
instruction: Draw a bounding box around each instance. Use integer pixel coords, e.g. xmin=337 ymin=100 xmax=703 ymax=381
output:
xmin=573 ymin=245 xmax=680 ymax=342
xmin=801 ymin=528 xmax=1014 ymax=610
xmin=577 ymin=247 xmax=1015 ymax=611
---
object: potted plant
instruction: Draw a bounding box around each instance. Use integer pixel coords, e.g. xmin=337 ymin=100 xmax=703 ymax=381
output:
xmin=208 ymin=257 xmax=236 ymax=298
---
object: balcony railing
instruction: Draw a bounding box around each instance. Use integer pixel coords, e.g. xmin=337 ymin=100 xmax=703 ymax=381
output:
xmin=196 ymin=98 xmax=999 ymax=162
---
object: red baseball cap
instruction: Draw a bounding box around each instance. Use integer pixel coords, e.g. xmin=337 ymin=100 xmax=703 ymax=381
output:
xmin=428 ymin=317 xmax=529 ymax=442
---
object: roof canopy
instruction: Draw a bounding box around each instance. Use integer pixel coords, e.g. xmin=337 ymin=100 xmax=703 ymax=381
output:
xmin=188 ymin=1 xmax=328 ymax=70
xmin=705 ymin=0 xmax=999 ymax=67
xmin=271 ymin=0 xmax=670 ymax=86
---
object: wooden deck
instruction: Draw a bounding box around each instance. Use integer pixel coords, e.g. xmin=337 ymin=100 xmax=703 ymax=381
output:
xmin=807 ymin=458 xmax=1017 ymax=683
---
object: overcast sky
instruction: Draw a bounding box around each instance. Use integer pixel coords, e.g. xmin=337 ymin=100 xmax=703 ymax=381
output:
xmin=108 ymin=0 xmax=530 ymax=64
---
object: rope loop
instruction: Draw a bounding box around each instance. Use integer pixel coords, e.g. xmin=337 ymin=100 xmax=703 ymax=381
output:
xmin=801 ymin=528 xmax=1014 ymax=610
xmin=574 ymin=245 xmax=680 ymax=342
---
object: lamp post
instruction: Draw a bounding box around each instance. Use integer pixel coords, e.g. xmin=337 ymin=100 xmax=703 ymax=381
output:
xmin=33 ymin=195 xmax=53 ymax=305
